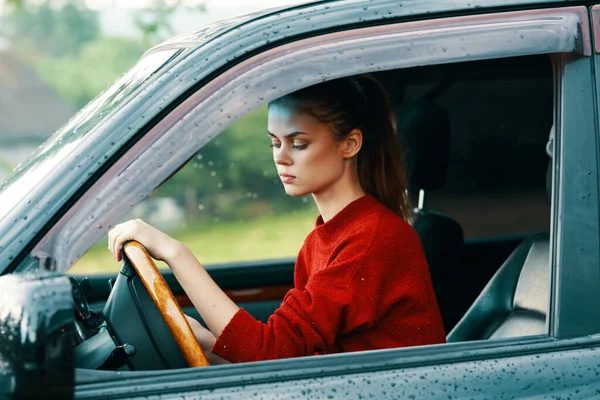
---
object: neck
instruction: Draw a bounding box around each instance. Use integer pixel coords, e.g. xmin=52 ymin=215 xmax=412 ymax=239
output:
xmin=312 ymin=172 xmax=365 ymax=222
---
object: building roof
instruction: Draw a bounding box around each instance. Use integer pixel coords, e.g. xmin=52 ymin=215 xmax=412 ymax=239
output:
xmin=0 ymin=49 xmax=75 ymax=144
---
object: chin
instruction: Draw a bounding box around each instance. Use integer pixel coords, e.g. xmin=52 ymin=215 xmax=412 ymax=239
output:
xmin=283 ymin=185 xmax=310 ymax=197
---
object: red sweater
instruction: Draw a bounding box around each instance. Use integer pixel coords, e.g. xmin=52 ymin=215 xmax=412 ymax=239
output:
xmin=212 ymin=195 xmax=446 ymax=363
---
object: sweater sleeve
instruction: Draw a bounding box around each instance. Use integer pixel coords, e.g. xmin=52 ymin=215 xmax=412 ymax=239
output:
xmin=211 ymin=248 xmax=364 ymax=363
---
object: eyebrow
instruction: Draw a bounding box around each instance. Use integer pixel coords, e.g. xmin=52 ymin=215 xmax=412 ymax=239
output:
xmin=267 ymin=130 xmax=307 ymax=139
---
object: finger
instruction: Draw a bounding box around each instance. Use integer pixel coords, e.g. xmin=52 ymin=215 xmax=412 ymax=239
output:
xmin=184 ymin=315 xmax=202 ymax=332
xmin=113 ymin=232 xmax=132 ymax=262
xmin=109 ymin=224 xmax=124 ymax=260
xmin=110 ymin=226 xmax=123 ymax=261
xmin=107 ymin=229 xmax=114 ymax=260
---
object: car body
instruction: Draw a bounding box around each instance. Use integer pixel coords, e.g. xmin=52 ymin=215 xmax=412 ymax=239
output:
xmin=2 ymin=0 xmax=600 ymax=398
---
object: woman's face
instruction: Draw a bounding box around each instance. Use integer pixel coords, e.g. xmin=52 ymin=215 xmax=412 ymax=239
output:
xmin=267 ymin=105 xmax=349 ymax=197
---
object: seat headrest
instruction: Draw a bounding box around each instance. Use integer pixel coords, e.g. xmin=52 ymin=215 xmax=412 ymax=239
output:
xmin=546 ymin=125 xmax=554 ymax=158
xmin=396 ymin=100 xmax=450 ymax=191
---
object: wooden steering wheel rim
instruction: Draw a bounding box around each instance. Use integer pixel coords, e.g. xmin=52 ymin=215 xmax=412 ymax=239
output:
xmin=123 ymin=241 xmax=210 ymax=367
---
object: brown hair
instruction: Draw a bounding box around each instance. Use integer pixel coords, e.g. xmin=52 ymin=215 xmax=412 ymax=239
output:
xmin=269 ymin=75 xmax=410 ymax=221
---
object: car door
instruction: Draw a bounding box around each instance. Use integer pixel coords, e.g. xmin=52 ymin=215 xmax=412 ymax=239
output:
xmin=65 ymin=4 xmax=600 ymax=399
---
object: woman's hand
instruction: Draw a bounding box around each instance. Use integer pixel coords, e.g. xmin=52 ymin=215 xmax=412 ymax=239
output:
xmin=184 ymin=315 xmax=230 ymax=365
xmin=108 ymin=219 xmax=185 ymax=263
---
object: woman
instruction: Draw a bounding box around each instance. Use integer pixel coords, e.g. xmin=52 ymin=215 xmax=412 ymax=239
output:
xmin=108 ymin=75 xmax=446 ymax=364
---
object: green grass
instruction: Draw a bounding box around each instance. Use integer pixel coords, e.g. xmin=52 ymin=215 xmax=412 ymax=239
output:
xmin=69 ymin=209 xmax=317 ymax=274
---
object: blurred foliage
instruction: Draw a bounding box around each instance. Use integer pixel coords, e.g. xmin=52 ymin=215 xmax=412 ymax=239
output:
xmin=155 ymin=106 xmax=313 ymax=223
xmin=2 ymin=1 xmax=145 ymax=108
xmin=0 ymin=0 xmax=206 ymax=108
xmin=35 ymin=37 xmax=146 ymax=108
xmin=0 ymin=156 xmax=13 ymax=173
xmin=134 ymin=0 xmax=207 ymax=47
xmin=3 ymin=1 xmax=100 ymax=57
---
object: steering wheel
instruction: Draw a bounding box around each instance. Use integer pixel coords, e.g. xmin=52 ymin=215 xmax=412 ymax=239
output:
xmin=122 ymin=241 xmax=209 ymax=368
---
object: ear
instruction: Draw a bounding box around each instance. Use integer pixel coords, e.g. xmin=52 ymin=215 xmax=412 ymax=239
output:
xmin=341 ymin=129 xmax=363 ymax=159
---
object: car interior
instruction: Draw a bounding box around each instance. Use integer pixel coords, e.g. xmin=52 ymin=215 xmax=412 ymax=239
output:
xmin=70 ymin=53 xmax=554 ymax=373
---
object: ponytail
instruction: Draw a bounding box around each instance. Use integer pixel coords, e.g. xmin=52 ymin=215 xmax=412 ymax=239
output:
xmin=354 ymin=75 xmax=411 ymax=221
xmin=270 ymin=75 xmax=411 ymax=221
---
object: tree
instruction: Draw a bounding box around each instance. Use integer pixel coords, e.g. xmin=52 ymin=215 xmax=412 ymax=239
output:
xmin=2 ymin=1 xmax=100 ymax=57
xmin=36 ymin=36 xmax=146 ymax=108
xmin=134 ymin=0 xmax=207 ymax=47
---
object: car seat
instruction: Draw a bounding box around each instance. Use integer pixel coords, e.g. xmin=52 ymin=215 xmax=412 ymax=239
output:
xmin=396 ymin=100 xmax=465 ymax=332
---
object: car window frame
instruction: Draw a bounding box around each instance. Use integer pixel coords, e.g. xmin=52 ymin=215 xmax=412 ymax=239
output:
xmin=548 ymin=3 xmax=600 ymax=338
xmin=37 ymin=6 xmax=589 ymax=271
xmin=30 ymin=5 xmax=600 ymax=393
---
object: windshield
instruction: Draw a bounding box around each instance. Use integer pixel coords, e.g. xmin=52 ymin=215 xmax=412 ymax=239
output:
xmin=0 ymin=49 xmax=180 ymax=222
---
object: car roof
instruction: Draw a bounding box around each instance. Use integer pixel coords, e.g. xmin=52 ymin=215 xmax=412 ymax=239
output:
xmin=152 ymin=0 xmax=579 ymax=52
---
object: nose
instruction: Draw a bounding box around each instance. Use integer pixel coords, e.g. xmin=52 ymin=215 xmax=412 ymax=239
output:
xmin=274 ymin=144 xmax=293 ymax=166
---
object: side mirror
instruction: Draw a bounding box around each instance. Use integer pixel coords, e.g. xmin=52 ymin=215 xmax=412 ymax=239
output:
xmin=0 ymin=271 xmax=74 ymax=399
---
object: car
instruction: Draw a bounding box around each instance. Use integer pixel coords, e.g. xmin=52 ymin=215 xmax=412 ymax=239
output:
xmin=2 ymin=0 xmax=600 ymax=398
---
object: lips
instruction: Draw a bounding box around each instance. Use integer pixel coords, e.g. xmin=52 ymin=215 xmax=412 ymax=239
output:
xmin=279 ymin=173 xmax=296 ymax=183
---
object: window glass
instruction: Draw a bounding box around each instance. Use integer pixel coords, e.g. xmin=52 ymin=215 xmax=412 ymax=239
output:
xmin=70 ymin=106 xmax=317 ymax=274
